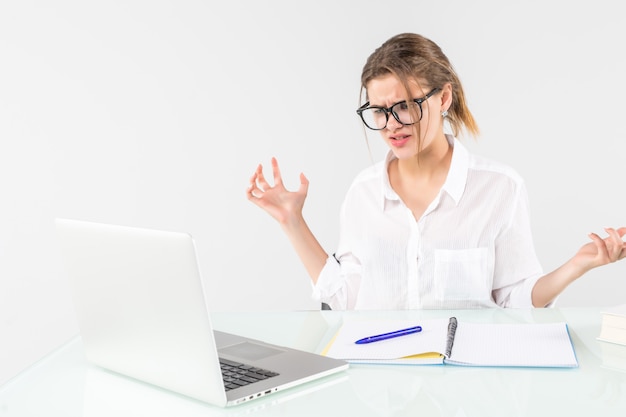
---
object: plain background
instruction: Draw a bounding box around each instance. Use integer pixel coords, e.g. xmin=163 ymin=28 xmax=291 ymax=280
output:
xmin=1 ymin=0 xmax=625 ymax=386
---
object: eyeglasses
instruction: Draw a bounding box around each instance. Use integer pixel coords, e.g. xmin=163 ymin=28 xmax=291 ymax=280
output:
xmin=356 ymin=87 xmax=441 ymax=130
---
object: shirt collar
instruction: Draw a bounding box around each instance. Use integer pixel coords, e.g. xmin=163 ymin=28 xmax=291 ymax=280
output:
xmin=444 ymin=135 xmax=469 ymax=205
xmin=381 ymin=134 xmax=469 ymax=209
xmin=382 ymin=152 xmax=399 ymax=204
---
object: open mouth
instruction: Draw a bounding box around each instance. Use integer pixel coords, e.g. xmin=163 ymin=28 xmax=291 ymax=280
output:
xmin=389 ymin=135 xmax=410 ymax=146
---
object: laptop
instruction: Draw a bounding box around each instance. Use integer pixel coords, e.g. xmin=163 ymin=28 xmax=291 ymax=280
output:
xmin=55 ymin=218 xmax=348 ymax=407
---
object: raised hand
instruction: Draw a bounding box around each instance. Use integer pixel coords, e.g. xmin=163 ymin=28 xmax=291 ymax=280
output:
xmin=246 ymin=158 xmax=328 ymax=280
xmin=247 ymin=157 xmax=309 ymax=226
xmin=573 ymin=227 xmax=626 ymax=272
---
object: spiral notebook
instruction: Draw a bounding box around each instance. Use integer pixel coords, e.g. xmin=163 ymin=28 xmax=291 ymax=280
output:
xmin=323 ymin=317 xmax=578 ymax=368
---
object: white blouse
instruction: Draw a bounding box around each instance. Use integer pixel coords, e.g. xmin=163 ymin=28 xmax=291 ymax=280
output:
xmin=312 ymin=135 xmax=543 ymax=310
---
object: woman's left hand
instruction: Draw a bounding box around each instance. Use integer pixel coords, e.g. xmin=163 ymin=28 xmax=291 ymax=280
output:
xmin=573 ymin=227 xmax=626 ymax=272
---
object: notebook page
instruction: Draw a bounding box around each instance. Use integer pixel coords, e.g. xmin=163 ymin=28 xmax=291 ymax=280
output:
xmin=447 ymin=321 xmax=578 ymax=367
xmin=324 ymin=318 xmax=449 ymax=361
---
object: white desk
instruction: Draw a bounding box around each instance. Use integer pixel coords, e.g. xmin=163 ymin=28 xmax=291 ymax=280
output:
xmin=1 ymin=308 xmax=625 ymax=416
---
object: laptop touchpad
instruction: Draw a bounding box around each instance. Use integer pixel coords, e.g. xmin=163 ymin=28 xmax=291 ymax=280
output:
xmin=219 ymin=342 xmax=283 ymax=361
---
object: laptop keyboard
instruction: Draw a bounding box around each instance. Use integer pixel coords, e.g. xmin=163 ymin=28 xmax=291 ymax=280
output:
xmin=219 ymin=358 xmax=280 ymax=391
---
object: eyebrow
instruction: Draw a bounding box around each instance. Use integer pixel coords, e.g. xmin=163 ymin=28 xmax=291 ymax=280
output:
xmin=366 ymin=98 xmax=408 ymax=108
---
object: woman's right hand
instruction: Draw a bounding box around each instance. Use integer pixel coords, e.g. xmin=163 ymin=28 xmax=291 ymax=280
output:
xmin=247 ymin=157 xmax=309 ymax=227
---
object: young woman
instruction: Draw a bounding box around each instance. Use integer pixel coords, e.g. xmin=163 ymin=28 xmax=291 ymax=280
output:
xmin=247 ymin=33 xmax=625 ymax=310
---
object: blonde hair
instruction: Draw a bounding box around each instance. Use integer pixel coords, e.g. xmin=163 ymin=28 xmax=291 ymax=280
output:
xmin=360 ymin=33 xmax=479 ymax=138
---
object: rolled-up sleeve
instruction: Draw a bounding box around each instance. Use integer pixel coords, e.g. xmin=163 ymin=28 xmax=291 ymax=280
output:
xmin=311 ymin=254 xmax=362 ymax=310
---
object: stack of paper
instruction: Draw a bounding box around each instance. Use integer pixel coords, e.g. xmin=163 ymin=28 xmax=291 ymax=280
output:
xmin=598 ymin=304 xmax=626 ymax=346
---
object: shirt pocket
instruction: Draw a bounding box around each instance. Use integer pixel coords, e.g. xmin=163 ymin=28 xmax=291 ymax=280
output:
xmin=434 ymin=247 xmax=491 ymax=301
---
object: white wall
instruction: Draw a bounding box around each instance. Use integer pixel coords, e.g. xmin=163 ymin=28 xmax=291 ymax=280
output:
xmin=1 ymin=0 xmax=625 ymax=385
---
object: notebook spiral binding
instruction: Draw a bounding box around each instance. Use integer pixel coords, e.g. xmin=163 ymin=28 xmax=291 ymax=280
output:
xmin=445 ymin=317 xmax=458 ymax=358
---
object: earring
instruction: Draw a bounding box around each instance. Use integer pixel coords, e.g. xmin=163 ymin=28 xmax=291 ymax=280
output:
xmin=441 ymin=110 xmax=449 ymax=118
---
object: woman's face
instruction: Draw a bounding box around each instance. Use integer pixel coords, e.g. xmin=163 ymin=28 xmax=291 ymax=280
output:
xmin=365 ymin=74 xmax=446 ymax=160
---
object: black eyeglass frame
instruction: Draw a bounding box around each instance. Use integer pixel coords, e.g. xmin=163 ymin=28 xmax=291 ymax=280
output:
xmin=356 ymin=87 xmax=442 ymax=131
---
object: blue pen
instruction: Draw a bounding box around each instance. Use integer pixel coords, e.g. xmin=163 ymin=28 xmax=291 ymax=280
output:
xmin=355 ymin=325 xmax=423 ymax=344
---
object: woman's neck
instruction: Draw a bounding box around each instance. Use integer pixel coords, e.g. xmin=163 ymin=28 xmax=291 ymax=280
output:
xmin=395 ymin=134 xmax=452 ymax=180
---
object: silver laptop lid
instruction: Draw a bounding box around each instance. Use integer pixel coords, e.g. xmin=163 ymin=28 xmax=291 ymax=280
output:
xmin=56 ymin=218 xmax=227 ymax=406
